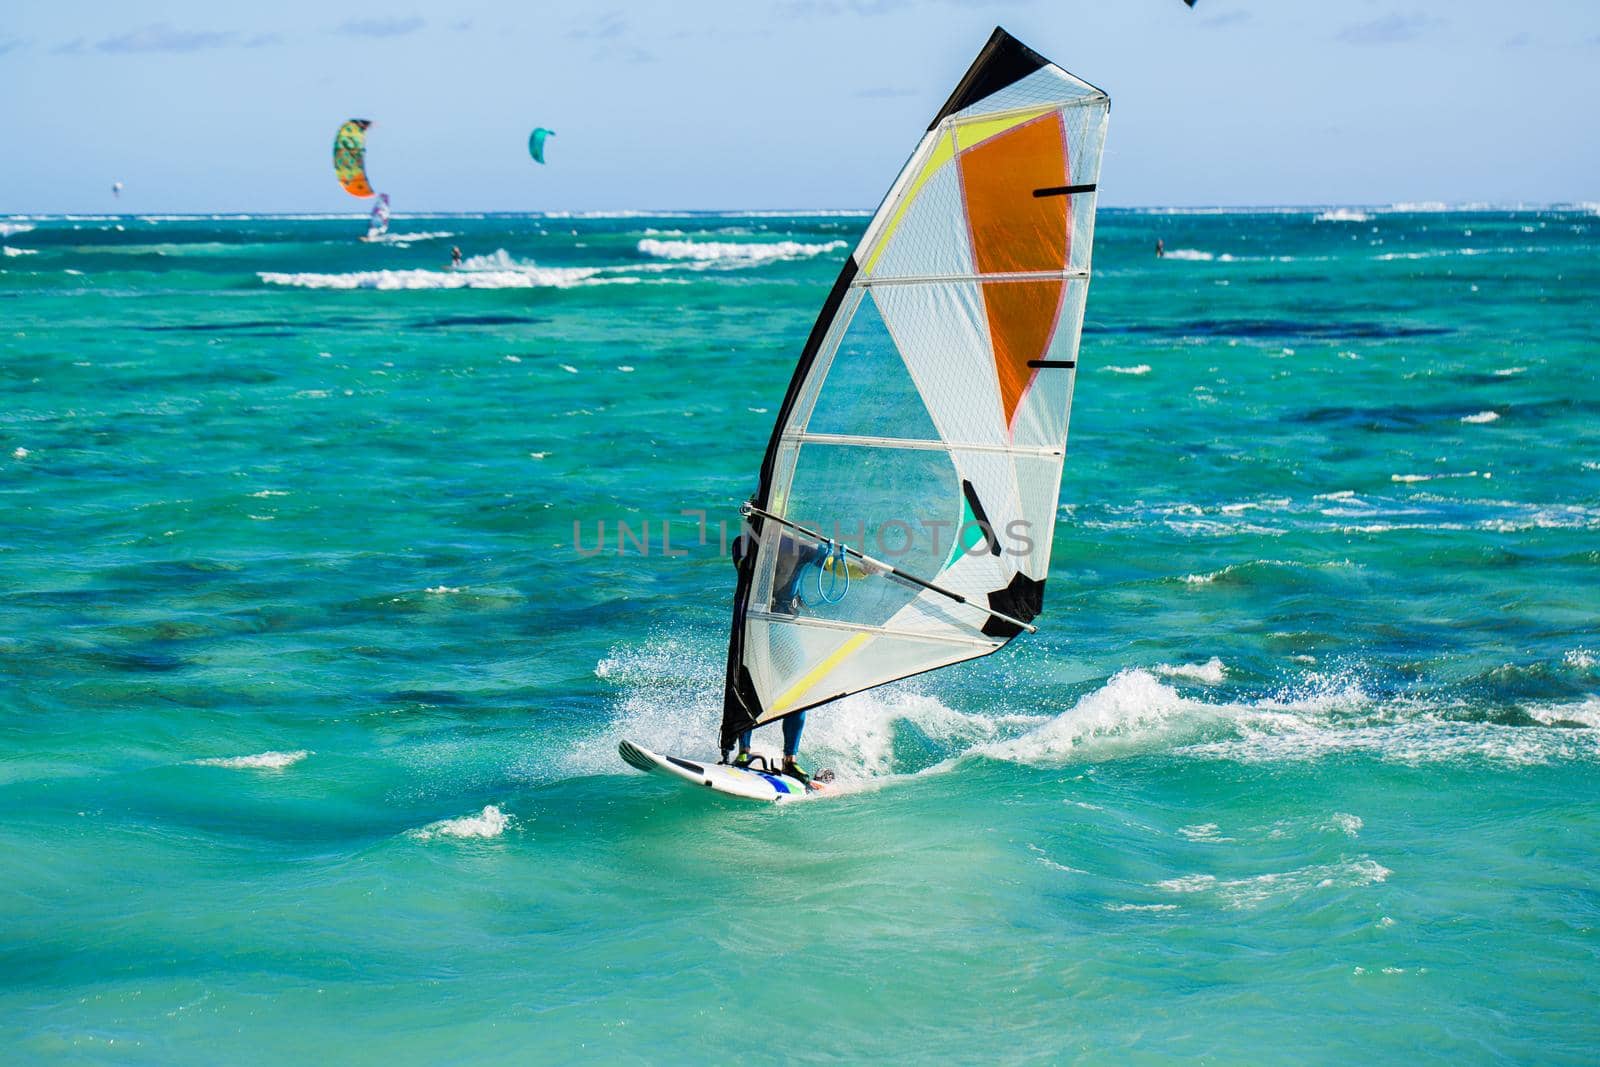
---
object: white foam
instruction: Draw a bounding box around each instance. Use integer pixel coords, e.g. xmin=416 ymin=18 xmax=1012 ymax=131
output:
xmin=1390 ymin=471 xmax=1481 ymax=483
xmin=1153 ymin=857 xmax=1390 ymax=909
xmin=1154 ymin=658 xmax=1227 ymax=684
xmin=1564 ymin=649 xmax=1596 ymax=671
xmin=977 ymin=669 xmax=1197 ymax=765
xmin=1316 ymin=208 xmax=1372 ymax=222
xmin=11 ymin=447 xmax=29 ymax=459
xmin=1329 ymin=812 xmax=1363 ymax=837
xmin=1460 ymin=411 xmax=1500 ymax=424
xmin=260 ymin=264 xmax=609 ymax=290
xmin=410 ymin=805 xmax=510 ymax=841
xmin=367 ymin=230 xmax=454 ymax=245
xmin=1162 ymin=248 xmax=1215 ymax=261
xmin=581 ymin=637 xmax=1041 ymax=789
xmin=1493 ymin=366 xmax=1527 ymax=377
xmin=636 ymin=237 xmax=846 ymax=264
xmin=1527 ymin=697 xmax=1600 ymax=730
xmin=193 ymin=749 xmax=309 ymax=770
xmin=0 ymin=222 xmax=34 ymax=237
xmin=1104 ymin=364 xmax=1152 ymax=375
xmin=3 ymin=246 xmax=37 ymax=257
xmin=1178 ymin=823 xmax=1230 ymax=841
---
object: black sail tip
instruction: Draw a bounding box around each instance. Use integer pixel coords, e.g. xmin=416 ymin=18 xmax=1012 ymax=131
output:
xmin=927 ymin=26 xmax=1051 ymax=130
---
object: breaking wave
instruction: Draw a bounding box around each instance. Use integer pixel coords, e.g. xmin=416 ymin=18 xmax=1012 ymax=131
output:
xmin=192 ymin=749 xmax=310 ymax=770
xmin=0 ymin=222 xmax=35 ymax=238
xmin=1315 ymin=208 xmax=1373 ymax=223
xmin=409 ymin=805 xmax=511 ymax=841
xmin=584 ymin=635 xmax=1600 ymax=803
xmin=260 ymin=249 xmax=620 ymax=290
xmin=636 ymin=237 xmax=846 ymax=264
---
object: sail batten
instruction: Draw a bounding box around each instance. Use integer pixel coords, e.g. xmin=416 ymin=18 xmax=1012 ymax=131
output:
xmin=719 ymin=27 xmax=1108 ymax=750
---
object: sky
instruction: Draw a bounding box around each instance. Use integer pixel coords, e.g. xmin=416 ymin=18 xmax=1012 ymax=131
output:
xmin=1 ymin=0 xmax=1597 ymax=213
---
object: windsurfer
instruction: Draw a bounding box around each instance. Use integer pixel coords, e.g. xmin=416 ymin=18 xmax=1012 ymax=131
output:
xmin=726 ymin=529 xmax=842 ymax=787
xmin=450 ymin=246 xmax=463 ymax=269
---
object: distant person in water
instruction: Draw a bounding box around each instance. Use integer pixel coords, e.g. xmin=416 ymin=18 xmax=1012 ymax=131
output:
xmin=450 ymin=246 xmax=463 ymax=269
xmin=1155 ymin=238 xmax=1165 ymax=258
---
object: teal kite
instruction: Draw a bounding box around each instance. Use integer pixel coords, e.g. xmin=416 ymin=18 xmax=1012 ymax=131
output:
xmin=529 ymin=128 xmax=554 ymax=165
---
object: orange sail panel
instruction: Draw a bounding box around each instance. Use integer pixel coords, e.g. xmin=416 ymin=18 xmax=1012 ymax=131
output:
xmin=957 ymin=113 xmax=1070 ymax=428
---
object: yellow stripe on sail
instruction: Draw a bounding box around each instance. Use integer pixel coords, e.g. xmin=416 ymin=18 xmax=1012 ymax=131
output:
xmin=862 ymin=130 xmax=955 ymax=275
xmin=770 ymin=632 xmax=873 ymax=714
xmin=954 ymin=106 xmax=1052 ymax=152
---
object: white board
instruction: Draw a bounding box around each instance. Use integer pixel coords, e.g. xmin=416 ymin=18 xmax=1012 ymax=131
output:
xmin=618 ymin=739 xmax=812 ymax=803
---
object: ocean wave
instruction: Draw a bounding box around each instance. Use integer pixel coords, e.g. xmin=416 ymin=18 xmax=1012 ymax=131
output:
xmin=1152 ymin=858 xmax=1391 ymax=910
xmin=582 ymin=637 xmax=1044 ymax=789
xmin=1461 ymin=411 xmax=1500 ymax=424
xmin=1180 ymin=558 xmax=1351 ymax=587
xmin=1315 ymin=208 xmax=1372 ymax=222
xmin=587 ymin=639 xmax=1600 ymax=798
xmin=260 ymin=250 xmax=615 ymax=291
xmin=1390 ymin=471 xmax=1485 ymax=483
xmin=192 ymin=749 xmax=309 ymax=770
xmin=637 ymin=237 xmax=847 ymax=264
xmin=409 ymin=805 xmax=511 ymax=841
xmin=1104 ymin=364 xmax=1152 ymax=375
xmin=366 ymin=230 xmax=455 ymax=245
xmin=1154 ymin=658 xmax=1227 ymax=684
xmin=3 ymin=246 xmax=37 ymax=257
xmin=0 ymin=222 xmax=35 ymax=237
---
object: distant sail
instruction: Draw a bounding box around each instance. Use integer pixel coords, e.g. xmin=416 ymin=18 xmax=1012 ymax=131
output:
xmin=529 ymin=128 xmax=554 ymax=165
xmin=111 ymin=181 xmax=123 ymax=198
xmin=365 ymin=193 xmax=391 ymax=240
xmin=719 ymin=27 xmax=1110 ymax=749
xmin=334 ymin=119 xmax=375 ymax=197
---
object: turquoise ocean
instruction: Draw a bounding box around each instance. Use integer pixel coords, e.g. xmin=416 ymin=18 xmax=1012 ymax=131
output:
xmin=1 ymin=207 xmax=1596 ymax=1062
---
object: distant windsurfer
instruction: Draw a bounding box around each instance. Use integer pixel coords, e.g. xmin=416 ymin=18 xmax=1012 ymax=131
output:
xmin=450 ymin=246 xmax=463 ymax=269
xmin=1155 ymin=238 xmax=1165 ymax=258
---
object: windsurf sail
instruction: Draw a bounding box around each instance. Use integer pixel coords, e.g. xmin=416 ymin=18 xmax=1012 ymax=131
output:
xmin=365 ymin=193 xmax=391 ymax=240
xmin=334 ymin=119 xmax=375 ymax=198
xmin=529 ymin=128 xmax=554 ymax=165
xmin=719 ymin=27 xmax=1109 ymax=750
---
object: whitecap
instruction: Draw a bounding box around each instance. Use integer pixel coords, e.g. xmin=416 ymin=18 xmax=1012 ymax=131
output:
xmin=1161 ymin=249 xmax=1214 ymax=261
xmin=1104 ymin=364 xmax=1152 ymax=375
xmin=1315 ymin=208 xmax=1372 ymax=222
xmin=1153 ymin=858 xmax=1390 ymax=909
xmin=410 ymin=805 xmax=511 ymax=841
xmin=193 ymin=750 xmax=309 ymax=770
xmin=3 ymin=246 xmax=37 ymax=257
xmin=636 ymin=237 xmax=847 ymax=264
xmin=1460 ymin=411 xmax=1499 ymax=424
xmin=1154 ymin=657 xmax=1227 ymax=684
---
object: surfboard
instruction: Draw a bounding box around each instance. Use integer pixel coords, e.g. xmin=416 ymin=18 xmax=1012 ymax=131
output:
xmin=618 ymin=739 xmax=814 ymax=803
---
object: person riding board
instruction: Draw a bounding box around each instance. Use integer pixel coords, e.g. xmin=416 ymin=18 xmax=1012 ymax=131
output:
xmin=726 ymin=527 xmax=863 ymax=788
